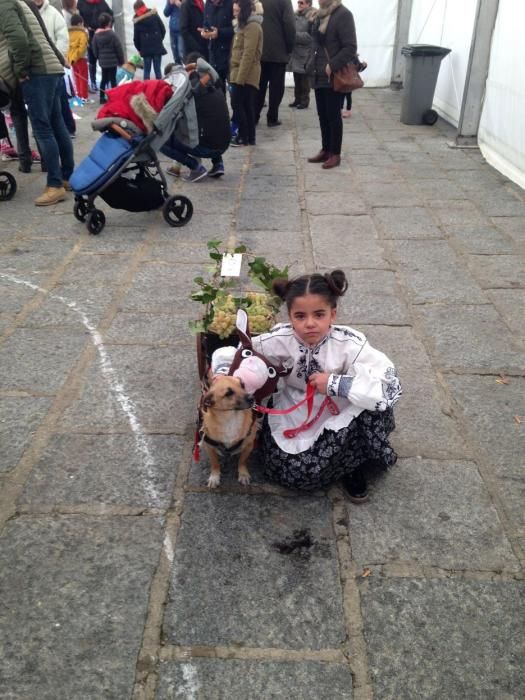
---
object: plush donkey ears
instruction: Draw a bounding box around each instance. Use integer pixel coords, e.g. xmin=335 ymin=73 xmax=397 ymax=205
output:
xmin=235 ymin=308 xmax=252 ymax=347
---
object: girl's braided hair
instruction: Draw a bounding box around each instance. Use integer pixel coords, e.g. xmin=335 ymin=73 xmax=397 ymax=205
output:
xmin=272 ymin=270 xmax=348 ymax=310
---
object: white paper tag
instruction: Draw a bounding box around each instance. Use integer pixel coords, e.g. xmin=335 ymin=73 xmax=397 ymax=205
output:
xmin=220 ymin=253 xmax=242 ymax=277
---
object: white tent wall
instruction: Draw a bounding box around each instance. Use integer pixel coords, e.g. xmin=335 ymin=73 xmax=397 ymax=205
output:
xmin=478 ymin=0 xmax=525 ymax=190
xmin=342 ymin=0 xmax=398 ymax=87
xmin=408 ymin=0 xmax=478 ymax=125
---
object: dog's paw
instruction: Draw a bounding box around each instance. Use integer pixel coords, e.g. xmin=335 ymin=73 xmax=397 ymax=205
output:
xmin=207 ymin=473 xmax=221 ymax=488
xmin=238 ymin=472 xmax=251 ymax=486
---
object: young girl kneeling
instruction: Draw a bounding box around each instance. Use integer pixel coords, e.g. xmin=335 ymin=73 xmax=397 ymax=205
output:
xmin=252 ymin=270 xmax=402 ymax=502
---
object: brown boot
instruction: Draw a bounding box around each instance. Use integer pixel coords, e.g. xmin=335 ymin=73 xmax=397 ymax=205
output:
xmin=34 ymin=186 xmax=67 ymax=206
xmin=308 ymin=150 xmax=330 ymax=163
xmin=322 ymin=154 xmax=341 ymax=170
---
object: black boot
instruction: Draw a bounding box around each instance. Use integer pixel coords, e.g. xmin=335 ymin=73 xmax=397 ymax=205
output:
xmin=342 ymin=466 xmax=369 ymax=503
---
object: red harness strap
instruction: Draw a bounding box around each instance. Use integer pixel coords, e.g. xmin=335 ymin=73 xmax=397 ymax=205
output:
xmin=255 ymin=384 xmax=340 ymax=438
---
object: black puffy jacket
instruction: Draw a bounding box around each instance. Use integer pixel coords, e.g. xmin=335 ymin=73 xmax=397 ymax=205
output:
xmin=77 ymin=0 xmax=113 ymax=31
xmin=133 ymin=8 xmax=167 ymax=57
xmin=202 ymin=0 xmax=233 ymax=75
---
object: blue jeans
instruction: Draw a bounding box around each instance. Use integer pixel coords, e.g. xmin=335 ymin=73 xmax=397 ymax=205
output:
xmin=170 ymin=32 xmax=185 ymax=64
xmin=143 ymin=55 xmax=163 ymax=80
xmin=22 ymin=74 xmax=74 ymax=188
xmin=161 ymin=138 xmax=223 ymax=171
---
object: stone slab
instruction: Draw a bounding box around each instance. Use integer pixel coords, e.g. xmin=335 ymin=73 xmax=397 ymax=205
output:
xmin=163 ymin=494 xmax=346 ymax=649
xmin=24 ymin=285 xmax=115 ymax=328
xmin=0 ymin=328 xmax=86 ymax=393
xmin=360 ymin=182 xmax=422 ymax=207
xmin=309 ymin=216 xmax=388 ymax=269
xmin=350 ymin=458 xmax=519 ymax=572
xmin=120 ymin=262 xmax=204 ymax=314
xmin=360 ymin=578 xmax=525 ymax=700
xmin=391 ymin=239 xmax=487 ymax=304
xmin=492 ymin=216 xmax=525 ymax=244
xmin=0 ymin=515 xmax=163 ymax=700
xmin=418 ymin=304 xmax=525 ymax=372
xmin=445 ymin=224 xmax=514 ymax=254
xmin=61 ymin=344 xmax=198 ymax=432
xmin=0 ymin=396 xmax=52 ymax=473
xmin=59 ymin=253 xmax=132 ymax=287
xmin=237 ymin=200 xmax=301 ymax=232
xmin=0 ymin=238 xmax=75 ymax=273
xmin=156 ymin=659 xmax=353 ymax=699
xmin=337 ymin=269 xmax=411 ymax=325
xmin=20 ymin=433 xmax=182 ymax=508
xmin=305 ymin=191 xmax=367 ymax=216
xmin=467 ymin=254 xmax=525 ymax=289
xmin=156 ymin=213 xmax=233 ymax=242
xmin=373 ymin=206 xmax=442 ymax=239
xmin=488 ymin=288 xmax=525 ymax=337
xmin=0 ymin=276 xmax=37 ymax=313
xmin=445 ymin=374 xmax=525 ymax=527
xmin=408 ymin=179 xmax=466 ymax=201
xmin=104 ymin=312 xmax=192 ymax=345
xmin=431 ymin=200 xmax=489 ymax=227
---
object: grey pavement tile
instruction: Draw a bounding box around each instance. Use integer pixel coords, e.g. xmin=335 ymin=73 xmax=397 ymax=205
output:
xmin=408 ymin=179 xmax=468 ymax=201
xmin=243 ymin=186 xmax=298 ymax=201
xmin=373 ymin=206 xmax=442 ymax=239
xmin=393 ymin=163 xmax=448 ymax=181
xmin=155 ymin=659 xmax=353 ymax=700
xmin=0 ymin=238 xmax=75 ymax=273
xmin=76 ymin=226 xmax=149 ymax=251
xmin=446 ymin=224 xmax=514 ymax=254
xmin=23 ymin=285 xmax=115 ymax=328
xmin=0 ymin=328 xmax=87 ymax=393
xmin=60 ymin=252 xmax=132 ymax=287
xmin=418 ymin=304 xmax=525 ymax=372
xmin=390 ymin=239 xmax=487 ymax=304
xmin=477 ymin=195 xmax=525 ymax=218
xmin=305 ymin=191 xmax=367 ymax=215
xmin=189 ymin=447 xmax=268 ymax=487
xmin=309 ymin=215 xmax=388 ymax=269
xmin=163 ymin=494 xmax=346 ymax=649
xmin=237 ymin=200 xmax=301 ymax=231
xmin=349 ymin=153 xmax=394 ymax=167
xmin=61 ymin=344 xmax=198 ymax=432
xmin=0 ymin=515 xmax=163 ymax=700
xmin=431 ymin=199 xmax=489 ymax=226
xmin=446 ymin=374 xmax=525 ymax=527
xmin=337 ymin=269 xmax=411 ymax=325
xmin=488 ymin=288 xmax=525 ymax=337
xmin=361 ymin=578 xmax=525 ymax=700
xmin=0 ymin=276 xmax=37 ymax=313
xmin=467 ymin=254 xmax=525 ymax=289
xmin=350 ymin=458 xmax=519 ymax=572
xmin=156 ymin=213 xmax=233 ymax=242
xmin=492 ymin=216 xmax=525 ymax=244
xmin=20 ymin=433 xmax=181 ymax=508
xmin=120 ymin=262 xmax=204 ymax=313
xmin=145 ymin=242 xmax=216 ymax=264
xmin=0 ymin=397 xmax=52 ymax=473
xmin=104 ymin=312 xmax=192 ymax=345
xmin=236 ymin=230 xmax=305 ymax=261
xmin=350 ymin=164 xmax=402 ymax=183
xmin=360 ymin=182 xmax=423 ymax=207
xmin=303 ymin=170 xmax=354 ymax=192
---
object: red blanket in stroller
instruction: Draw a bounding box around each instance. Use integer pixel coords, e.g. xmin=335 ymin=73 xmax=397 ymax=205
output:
xmin=97 ymin=80 xmax=174 ymax=133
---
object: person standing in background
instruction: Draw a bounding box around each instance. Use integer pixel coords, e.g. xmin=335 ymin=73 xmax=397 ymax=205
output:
xmin=77 ymin=0 xmax=113 ymax=93
xmin=288 ymin=0 xmax=313 ymax=109
xmin=133 ymin=0 xmax=167 ymax=79
xmin=199 ymin=0 xmax=234 ymax=88
xmin=180 ymin=0 xmax=208 ymax=58
xmin=255 ymin=0 xmax=295 ymax=127
xmin=164 ymin=0 xmax=184 ymax=64
xmin=67 ymin=12 xmax=89 ymax=99
xmin=92 ymin=11 xmax=124 ymax=103
xmin=61 ymin=0 xmax=77 ymax=27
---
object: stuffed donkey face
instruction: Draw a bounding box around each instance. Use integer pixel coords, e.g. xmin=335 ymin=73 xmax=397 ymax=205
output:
xmin=228 ymin=309 xmax=291 ymax=403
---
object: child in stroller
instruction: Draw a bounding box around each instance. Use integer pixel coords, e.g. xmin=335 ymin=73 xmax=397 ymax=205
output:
xmin=69 ymin=61 xmax=215 ymax=234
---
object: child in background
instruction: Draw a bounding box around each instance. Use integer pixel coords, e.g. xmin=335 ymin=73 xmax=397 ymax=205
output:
xmin=92 ymin=13 xmax=125 ymax=104
xmin=252 ymin=270 xmax=402 ymax=502
xmin=68 ymin=14 xmax=89 ymax=101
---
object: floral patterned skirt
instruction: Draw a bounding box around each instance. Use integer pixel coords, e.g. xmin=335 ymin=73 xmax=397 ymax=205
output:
xmin=260 ymin=408 xmax=397 ymax=491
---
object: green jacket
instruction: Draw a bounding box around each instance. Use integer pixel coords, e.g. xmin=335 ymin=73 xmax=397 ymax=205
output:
xmin=0 ymin=0 xmax=63 ymax=87
xmin=229 ymin=15 xmax=263 ymax=88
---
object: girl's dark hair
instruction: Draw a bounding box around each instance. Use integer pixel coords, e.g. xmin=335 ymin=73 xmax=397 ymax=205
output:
xmin=272 ymin=270 xmax=348 ymax=310
xmin=237 ymin=0 xmax=253 ymax=28
xmin=98 ymin=12 xmax=112 ymax=28
xmin=70 ymin=13 xmax=83 ymax=26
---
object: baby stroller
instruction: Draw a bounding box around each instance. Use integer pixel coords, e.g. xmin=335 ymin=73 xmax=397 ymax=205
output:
xmin=0 ymin=93 xmax=17 ymax=202
xmin=70 ymin=67 xmax=200 ymax=235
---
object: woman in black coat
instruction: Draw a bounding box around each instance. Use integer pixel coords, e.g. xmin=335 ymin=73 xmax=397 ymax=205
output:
xmin=200 ymin=0 xmax=234 ymax=86
xmin=180 ymin=0 xmax=208 ymax=59
xmin=133 ymin=0 xmax=168 ymax=79
xmin=307 ymin=0 xmax=357 ymax=169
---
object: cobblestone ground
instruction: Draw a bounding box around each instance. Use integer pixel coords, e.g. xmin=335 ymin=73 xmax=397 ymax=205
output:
xmin=0 ymin=89 xmax=524 ymax=700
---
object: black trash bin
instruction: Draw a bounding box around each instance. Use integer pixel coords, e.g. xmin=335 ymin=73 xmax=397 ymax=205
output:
xmin=400 ymin=44 xmax=451 ymax=125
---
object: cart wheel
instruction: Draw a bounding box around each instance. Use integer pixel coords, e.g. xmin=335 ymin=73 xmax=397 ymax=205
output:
xmin=163 ymin=195 xmax=193 ymax=227
xmin=197 ymin=332 xmax=207 ymax=381
xmin=0 ymin=172 xmax=17 ymax=201
xmin=423 ymin=109 xmax=439 ymax=126
xmin=73 ymin=198 xmax=89 ymax=222
xmin=86 ymin=209 xmax=106 ymax=235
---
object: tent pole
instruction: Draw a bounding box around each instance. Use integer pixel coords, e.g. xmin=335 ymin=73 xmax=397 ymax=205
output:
xmin=390 ymin=0 xmax=414 ymax=89
xmin=112 ymin=0 xmax=126 ymax=52
xmin=453 ymin=0 xmax=500 ymax=148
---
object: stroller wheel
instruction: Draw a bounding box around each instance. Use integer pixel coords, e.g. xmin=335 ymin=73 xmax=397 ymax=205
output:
xmin=0 ymin=172 xmax=17 ymax=201
xmin=422 ymin=109 xmax=439 ymax=126
xmin=163 ymin=195 xmax=193 ymax=227
xmin=73 ymin=198 xmax=89 ymax=222
xmin=86 ymin=209 xmax=106 ymax=235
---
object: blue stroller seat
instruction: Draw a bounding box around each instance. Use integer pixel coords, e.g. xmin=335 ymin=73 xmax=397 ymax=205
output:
xmin=70 ymin=133 xmax=139 ymax=195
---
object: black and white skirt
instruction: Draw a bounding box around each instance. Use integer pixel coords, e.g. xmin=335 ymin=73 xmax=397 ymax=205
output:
xmin=260 ymin=408 xmax=397 ymax=491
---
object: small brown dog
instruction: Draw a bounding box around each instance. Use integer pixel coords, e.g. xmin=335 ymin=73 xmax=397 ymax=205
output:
xmin=201 ymin=375 xmax=258 ymax=488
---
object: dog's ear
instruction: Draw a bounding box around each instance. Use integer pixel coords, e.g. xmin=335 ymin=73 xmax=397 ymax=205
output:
xmin=202 ymin=391 xmax=214 ymax=411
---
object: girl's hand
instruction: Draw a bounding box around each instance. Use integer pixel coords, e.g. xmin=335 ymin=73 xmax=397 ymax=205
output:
xmin=308 ymin=372 xmax=329 ymax=395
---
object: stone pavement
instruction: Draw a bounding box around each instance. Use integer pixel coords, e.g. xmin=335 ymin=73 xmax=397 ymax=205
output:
xmin=0 ymin=88 xmax=524 ymax=699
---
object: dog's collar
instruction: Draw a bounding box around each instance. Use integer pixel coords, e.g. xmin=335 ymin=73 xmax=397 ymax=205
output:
xmin=202 ymin=413 xmax=256 ymax=455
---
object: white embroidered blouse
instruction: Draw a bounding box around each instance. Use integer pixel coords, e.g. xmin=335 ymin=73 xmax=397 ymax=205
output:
xmin=251 ymin=323 xmax=402 ymax=454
